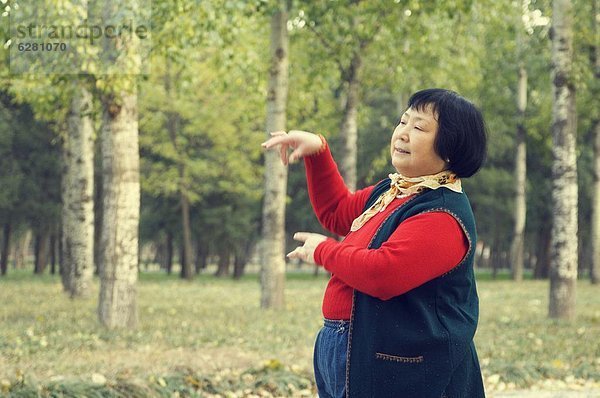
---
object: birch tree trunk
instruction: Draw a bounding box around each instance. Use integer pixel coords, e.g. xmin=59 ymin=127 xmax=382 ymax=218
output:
xmin=510 ymin=65 xmax=527 ymax=281
xmin=549 ymin=0 xmax=578 ymax=320
xmin=98 ymin=86 xmax=140 ymax=329
xmin=261 ymin=2 xmax=289 ymax=309
xmin=339 ymin=52 xmax=362 ymax=191
xmin=61 ymin=81 xmax=95 ymax=297
xmin=590 ymin=0 xmax=600 ymax=285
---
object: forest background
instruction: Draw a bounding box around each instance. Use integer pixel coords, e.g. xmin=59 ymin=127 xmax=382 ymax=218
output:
xmin=0 ymin=0 xmax=599 ymax=396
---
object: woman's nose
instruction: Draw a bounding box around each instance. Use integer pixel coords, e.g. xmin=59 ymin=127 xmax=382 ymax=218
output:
xmin=399 ymin=129 xmax=409 ymax=142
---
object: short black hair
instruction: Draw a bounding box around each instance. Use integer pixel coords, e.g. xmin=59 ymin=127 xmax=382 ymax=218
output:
xmin=406 ymin=88 xmax=487 ymax=178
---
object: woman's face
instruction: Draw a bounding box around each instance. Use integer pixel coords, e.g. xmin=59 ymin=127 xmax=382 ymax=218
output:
xmin=390 ymin=105 xmax=447 ymax=178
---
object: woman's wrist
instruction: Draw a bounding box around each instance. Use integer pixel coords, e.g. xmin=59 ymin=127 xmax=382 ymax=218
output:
xmin=308 ymin=134 xmax=327 ymax=157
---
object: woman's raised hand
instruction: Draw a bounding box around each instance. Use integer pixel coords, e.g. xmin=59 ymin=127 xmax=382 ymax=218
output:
xmin=261 ymin=130 xmax=324 ymax=166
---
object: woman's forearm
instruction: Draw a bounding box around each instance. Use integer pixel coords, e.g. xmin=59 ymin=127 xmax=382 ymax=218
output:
xmin=304 ymin=140 xmax=374 ymax=236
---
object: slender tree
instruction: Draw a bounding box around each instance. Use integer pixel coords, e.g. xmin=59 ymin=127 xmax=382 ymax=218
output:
xmin=510 ymin=61 xmax=528 ymax=281
xmin=62 ymin=79 xmax=95 ymax=297
xmin=303 ymin=4 xmax=386 ymax=191
xmin=510 ymin=1 xmax=531 ymax=282
xmin=4 ymin=1 xmax=96 ymax=294
xmin=549 ymin=0 xmax=578 ymax=320
xmin=261 ymin=0 xmax=289 ymax=309
xmin=339 ymin=50 xmax=362 ymax=191
xmin=590 ymin=0 xmax=600 ymax=285
xmin=163 ymin=64 xmax=194 ymax=280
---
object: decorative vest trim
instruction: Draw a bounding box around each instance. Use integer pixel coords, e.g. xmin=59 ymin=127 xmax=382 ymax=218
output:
xmin=345 ymin=178 xmax=486 ymax=398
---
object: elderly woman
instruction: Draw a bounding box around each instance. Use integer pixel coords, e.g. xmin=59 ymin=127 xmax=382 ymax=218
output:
xmin=262 ymin=88 xmax=487 ymax=398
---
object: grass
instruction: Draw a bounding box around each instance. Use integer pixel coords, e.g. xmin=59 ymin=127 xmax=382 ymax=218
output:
xmin=0 ymin=269 xmax=599 ymax=396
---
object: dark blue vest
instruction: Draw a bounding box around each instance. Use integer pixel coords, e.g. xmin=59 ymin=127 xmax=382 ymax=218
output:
xmin=346 ymin=178 xmax=485 ymax=398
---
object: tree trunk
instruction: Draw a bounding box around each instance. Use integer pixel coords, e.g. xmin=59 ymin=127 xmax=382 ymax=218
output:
xmin=591 ymin=0 xmax=600 ymax=285
xmin=59 ymin=223 xmax=66 ymax=284
xmin=62 ymin=81 xmax=95 ymax=297
xmin=524 ymin=246 xmax=534 ymax=273
xmin=1 ymin=223 xmax=10 ymax=276
xmin=490 ymin=228 xmax=501 ymax=278
xmin=476 ymin=241 xmax=486 ymax=269
xmin=491 ymin=245 xmax=501 ymax=279
xmin=179 ymin=244 xmax=185 ymax=277
xmin=313 ymin=264 xmax=320 ymax=277
xmin=98 ymin=87 xmax=140 ymax=329
xmin=260 ymin=3 xmax=289 ymax=310
xmin=534 ymin=222 xmax=552 ymax=279
xmin=215 ymin=248 xmax=230 ymax=277
xmin=195 ymin=237 xmax=208 ymax=273
xmin=233 ymin=255 xmax=245 ymax=280
xmin=50 ymin=232 xmax=56 ymax=275
xmin=13 ymin=229 xmax=31 ymax=270
xmin=339 ymin=52 xmax=362 ymax=191
xmin=179 ymin=188 xmax=194 ymax=279
xmin=510 ymin=65 xmax=527 ymax=281
xmin=233 ymin=240 xmax=252 ymax=280
xmin=94 ymin=142 xmax=103 ymax=276
xmin=163 ymin=63 xmax=194 ymax=280
xmin=165 ymin=231 xmax=173 ymax=274
xmin=592 ymin=116 xmax=600 ymax=285
xmin=34 ymin=227 xmax=50 ymax=274
xmin=549 ymin=0 xmax=578 ymax=321
xmin=578 ymin=235 xmax=590 ymax=276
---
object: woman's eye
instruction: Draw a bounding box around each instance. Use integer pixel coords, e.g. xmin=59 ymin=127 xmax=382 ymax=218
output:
xmin=399 ymin=120 xmax=407 ymax=125
xmin=415 ymin=125 xmax=423 ymax=131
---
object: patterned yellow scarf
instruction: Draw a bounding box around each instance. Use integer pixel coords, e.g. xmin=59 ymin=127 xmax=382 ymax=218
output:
xmin=350 ymin=170 xmax=462 ymax=232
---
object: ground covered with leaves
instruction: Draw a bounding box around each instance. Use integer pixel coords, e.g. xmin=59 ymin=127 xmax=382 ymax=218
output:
xmin=0 ymin=270 xmax=599 ymax=397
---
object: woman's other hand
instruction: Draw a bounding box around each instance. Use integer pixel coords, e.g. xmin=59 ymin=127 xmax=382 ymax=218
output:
xmin=261 ymin=130 xmax=324 ymax=166
xmin=287 ymin=232 xmax=329 ymax=264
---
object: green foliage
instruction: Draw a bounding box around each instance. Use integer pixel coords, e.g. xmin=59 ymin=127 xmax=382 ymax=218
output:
xmin=0 ymin=93 xmax=23 ymax=222
xmin=0 ymin=92 xmax=60 ymax=234
xmin=1 ymin=0 xmax=596 ymax=273
xmin=138 ymin=4 xmax=268 ymax=261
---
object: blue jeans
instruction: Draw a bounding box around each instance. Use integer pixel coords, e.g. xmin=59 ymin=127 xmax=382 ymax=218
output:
xmin=313 ymin=319 xmax=349 ymax=398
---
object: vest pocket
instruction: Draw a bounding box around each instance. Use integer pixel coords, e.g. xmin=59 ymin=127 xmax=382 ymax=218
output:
xmin=375 ymin=352 xmax=424 ymax=364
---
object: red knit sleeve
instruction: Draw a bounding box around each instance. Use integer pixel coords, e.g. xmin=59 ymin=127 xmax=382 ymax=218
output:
xmin=313 ymin=211 xmax=469 ymax=300
xmin=304 ymin=139 xmax=375 ymax=236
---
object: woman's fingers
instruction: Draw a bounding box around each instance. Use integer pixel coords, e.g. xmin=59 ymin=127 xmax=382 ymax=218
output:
xmin=262 ymin=130 xmax=315 ymax=166
xmin=293 ymin=232 xmax=311 ymax=242
xmin=286 ymin=246 xmax=305 ymax=260
xmin=280 ymin=143 xmax=289 ymax=166
xmin=261 ymin=137 xmax=282 ymax=149
xmin=261 ymin=131 xmax=289 ymax=165
xmin=288 ymin=147 xmax=304 ymax=164
xmin=261 ymin=131 xmax=287 ymax=148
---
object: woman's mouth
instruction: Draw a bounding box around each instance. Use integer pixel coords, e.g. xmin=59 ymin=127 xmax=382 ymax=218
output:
xmin=394 ymin=148 xmax=410 ymax=155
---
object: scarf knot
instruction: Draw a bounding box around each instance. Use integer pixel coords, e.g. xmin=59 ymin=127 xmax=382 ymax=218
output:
xmin=350 ymin=170 xmax=462 ymax=232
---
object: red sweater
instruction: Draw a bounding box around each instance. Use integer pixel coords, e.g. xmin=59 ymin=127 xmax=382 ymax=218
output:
xmin=305 ymin=141 xmax=468 ymax=320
